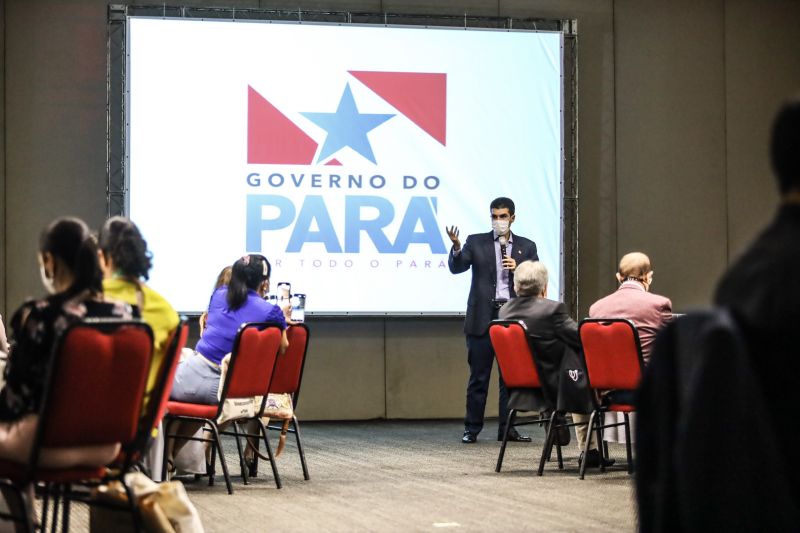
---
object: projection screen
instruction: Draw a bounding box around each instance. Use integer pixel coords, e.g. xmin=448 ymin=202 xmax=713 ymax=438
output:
xmin=126 ymin=17 xmax=564 ymax=314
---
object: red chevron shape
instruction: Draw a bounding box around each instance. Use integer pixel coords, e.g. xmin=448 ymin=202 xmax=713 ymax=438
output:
xmin=349 ymin=71 xmax=446 ymax=146
xmin=248 ymin=86 xmax=318 ymax=164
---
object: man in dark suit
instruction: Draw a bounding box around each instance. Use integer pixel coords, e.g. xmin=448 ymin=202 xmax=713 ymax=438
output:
xmin=714 ymin=97 xmax=800 ymax=503
xmin=500 ymin=260 xmax=612 ymax=468
xmin=447 ymin=197 xmax=539 ymax=443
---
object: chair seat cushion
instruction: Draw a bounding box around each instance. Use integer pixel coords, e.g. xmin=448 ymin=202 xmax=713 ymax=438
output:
xmin=166 ymin=401 xmax=217 ymax=419
xmin=607 ymin=403 xmax=635 ymax=413
xmin=0 ymin=458 xmax=105 ymax=483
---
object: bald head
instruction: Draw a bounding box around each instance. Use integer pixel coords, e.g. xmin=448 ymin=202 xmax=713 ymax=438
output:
xmin=617 ymin=252 xmax=652 ymax=282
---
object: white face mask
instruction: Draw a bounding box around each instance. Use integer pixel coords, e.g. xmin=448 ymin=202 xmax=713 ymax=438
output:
xmin=492 ymin=219 xmax=510 ymax=236
xmin=39 ymin=264 xmax=56 ymax=294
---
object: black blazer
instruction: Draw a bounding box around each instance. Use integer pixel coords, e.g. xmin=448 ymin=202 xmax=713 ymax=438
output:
xmin=449 ymin=231 xmax=538 ymax=336
xmin=499 ymin=297 xmax=592 ymax=414
xmin=637 ymin=310 xmax=797 ymax=532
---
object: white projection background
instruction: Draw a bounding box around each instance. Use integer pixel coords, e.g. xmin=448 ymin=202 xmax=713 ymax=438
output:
xmin=127 ymin=18 xmax=563 ymax=314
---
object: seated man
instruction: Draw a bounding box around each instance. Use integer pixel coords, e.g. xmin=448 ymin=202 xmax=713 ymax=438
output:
xmin=586 ymin=252 xmax=672 ymax=446
xmin=499 ymin=260 xmax=612 ymax=468
xmin=589 ymin=252 xmax=672 ymax=362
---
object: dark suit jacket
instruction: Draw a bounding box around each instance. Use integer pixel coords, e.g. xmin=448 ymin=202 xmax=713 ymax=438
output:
xmin=499 ymin=297 xmax=592 ymax=413
xmin=637 ymin=309 xmax=797 ymax=532
xmin=449 ymin=231 xmax=538 ymax=336
xmin=714 ymin=203 xmax=800 ymax=503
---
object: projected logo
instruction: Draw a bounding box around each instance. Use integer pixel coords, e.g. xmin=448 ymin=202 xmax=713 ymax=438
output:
xmin=247 ymin=71 xmax=447 ymax=165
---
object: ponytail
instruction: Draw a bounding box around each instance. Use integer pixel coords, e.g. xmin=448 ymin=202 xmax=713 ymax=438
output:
xmin=39 ymin=217 xmax=103 ymax=299
xmin=226 ymin=254 xmax=271 ymax=310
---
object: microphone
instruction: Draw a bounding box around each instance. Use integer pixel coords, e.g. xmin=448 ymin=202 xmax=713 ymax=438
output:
xmin=499 ymin=235 xmax=507 ymax=261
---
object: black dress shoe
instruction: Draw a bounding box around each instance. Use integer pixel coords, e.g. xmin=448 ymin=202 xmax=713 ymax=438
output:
xmin=462 ymin=430 xmax=477 ymax=443
xmin=579 ymin=448 xmax=616 ymax=468
xmin=499 ymin=429 xmax=532 ymax=442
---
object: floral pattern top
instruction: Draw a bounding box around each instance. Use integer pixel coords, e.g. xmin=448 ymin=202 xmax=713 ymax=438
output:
xmin=0 ymin=292 xmax=134 ymax=422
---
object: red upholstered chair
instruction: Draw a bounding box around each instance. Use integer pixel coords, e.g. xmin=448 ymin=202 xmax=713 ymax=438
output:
xmin=578 ymin=318 xmax=644 ymax=479
xmin=490 ymin=320 xmax=567 ymax=473
xmin=116 ymin=318 xmax=188 ymax=475
xmin=161 ymin=322 xmax=283 ymax=493
xmin=146 ymin=319 xmax=189 ymax=442
xmin=247 ymin=323 xmax=311 ymax=480
xmin=0 ymin=319 xmax=154 ymax=533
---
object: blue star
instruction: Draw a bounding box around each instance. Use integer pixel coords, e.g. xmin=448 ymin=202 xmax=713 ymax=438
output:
xmin=302 ymin=84 xmax=394 ymax=164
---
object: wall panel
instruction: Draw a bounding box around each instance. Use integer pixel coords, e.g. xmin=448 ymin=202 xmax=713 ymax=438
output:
xmin=614 ymin=0 xmax=728 ymax=310
xmin=384 ymin=318 xmax=472 ymax=419
xmin=724 ymin=0 xmax=800 ymax=262
xmin=296 ymin=318 xmax=386 ymax=420
xmin=5 ymin=1 xmax=109 ymax=311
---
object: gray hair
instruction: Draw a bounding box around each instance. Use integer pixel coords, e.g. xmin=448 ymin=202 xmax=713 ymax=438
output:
xmin=514 ymin=261 xmax=548 ymax=297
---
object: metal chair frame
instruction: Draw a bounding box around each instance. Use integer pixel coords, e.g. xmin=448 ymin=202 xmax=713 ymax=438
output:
xmin=490 ymin=320 xmax=582 ymax=475
xmin=161 ymin=321 xmax=283 ymax=493
xmin=0 ymin=318 xmax=154 ymax=533
xmin=577 ymin=318 xmax=645 ymax=479
xmin=244 ymin=323 xmax=311 ymax=481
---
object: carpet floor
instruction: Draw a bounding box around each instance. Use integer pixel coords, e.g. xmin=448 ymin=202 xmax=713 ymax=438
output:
xmin=187 ymin=419 xmax=636 ymax=532
xmin=15 ymin=419 xmax=637 ymax=532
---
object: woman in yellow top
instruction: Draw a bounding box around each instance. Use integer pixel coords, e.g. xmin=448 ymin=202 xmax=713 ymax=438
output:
xmin=98 ymin=216 xmax=179 ymax=393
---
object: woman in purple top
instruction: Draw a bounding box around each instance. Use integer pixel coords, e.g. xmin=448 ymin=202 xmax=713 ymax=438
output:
xmin=171 ymin=254 xmax=288 ymax=405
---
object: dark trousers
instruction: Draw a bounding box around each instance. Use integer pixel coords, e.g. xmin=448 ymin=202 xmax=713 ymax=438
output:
xmin=464 ymin=324 xmax=510 ymax=436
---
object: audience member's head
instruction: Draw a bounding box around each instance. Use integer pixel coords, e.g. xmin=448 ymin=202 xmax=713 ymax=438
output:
xmin=616 ymin=252 xmax=653 ymax=290
xmin=514 ymin=260 xmax=548 ymax=298
xmin=771 ymin=97 xmax=800 ymax=196
xmin=39 ymin=217 xmax=103 ymax=298
xmin=98 ymin=216 xmax=152 ymax=282
xmin=213 ymin=265 xmax=233 ymax=291
xmin=227 ymin=254 xmax=271 ymax=310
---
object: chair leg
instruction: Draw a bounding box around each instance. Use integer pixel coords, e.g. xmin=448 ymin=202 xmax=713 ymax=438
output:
xmin=208 ymin=421 xmax=233 ymax=495
xmin=537 ymin=412 xmax=557 ymax=476
xmin=61 ymin=484 xmax=71 ymax=533
xmin=232 ymin=421 xmax=249 ymax=485
xmin=207 ymin=424 xmax=217 ymax=487
xmin=0 ymin=483 xmax=36 ymax=533
xmin=161 ymin=417 xmax=174 ymax=482
xmin=257 ymin=418 xmax=282 ymax=489
xmin=292 ymin=416 xmax=310 ymax=481
xmin=579 ymin=410 xmax=598 ymax=480
xmin=595 ymin=413 xmax=607 ymax=473
xmin=40 ymin=483 xmax=51 ymax=532
xmin=495 ymin=409 xmax=515 ymax=473
xmin=624 ymin=412 xmax=634 ymax=474
xmin=51 ymin=484 xmax=61 ymax=533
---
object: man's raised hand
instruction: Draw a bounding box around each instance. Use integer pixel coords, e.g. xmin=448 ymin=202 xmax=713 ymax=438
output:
xmin=446 ymin=226 xmax=461 ymax=251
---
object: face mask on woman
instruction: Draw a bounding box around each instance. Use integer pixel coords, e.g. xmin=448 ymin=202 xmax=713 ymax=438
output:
xmin=39 ymin=263 xmax=56 ymax=294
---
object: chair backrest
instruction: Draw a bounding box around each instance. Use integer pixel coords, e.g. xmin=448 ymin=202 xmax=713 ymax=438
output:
xmin=489 ymin=320 xmax=541 ymax=388
xmin=36 ymin=319 xmax=154 ymax=451
xmin=219 ymin=322 xmax=283 ymax=402
xmin=578 ymin=318 xmax=644 ymax=391
xmin=268 ymin=323 xmax=310 ymax=404
xmin=144 ymin=318 xmax=188 ymax=437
